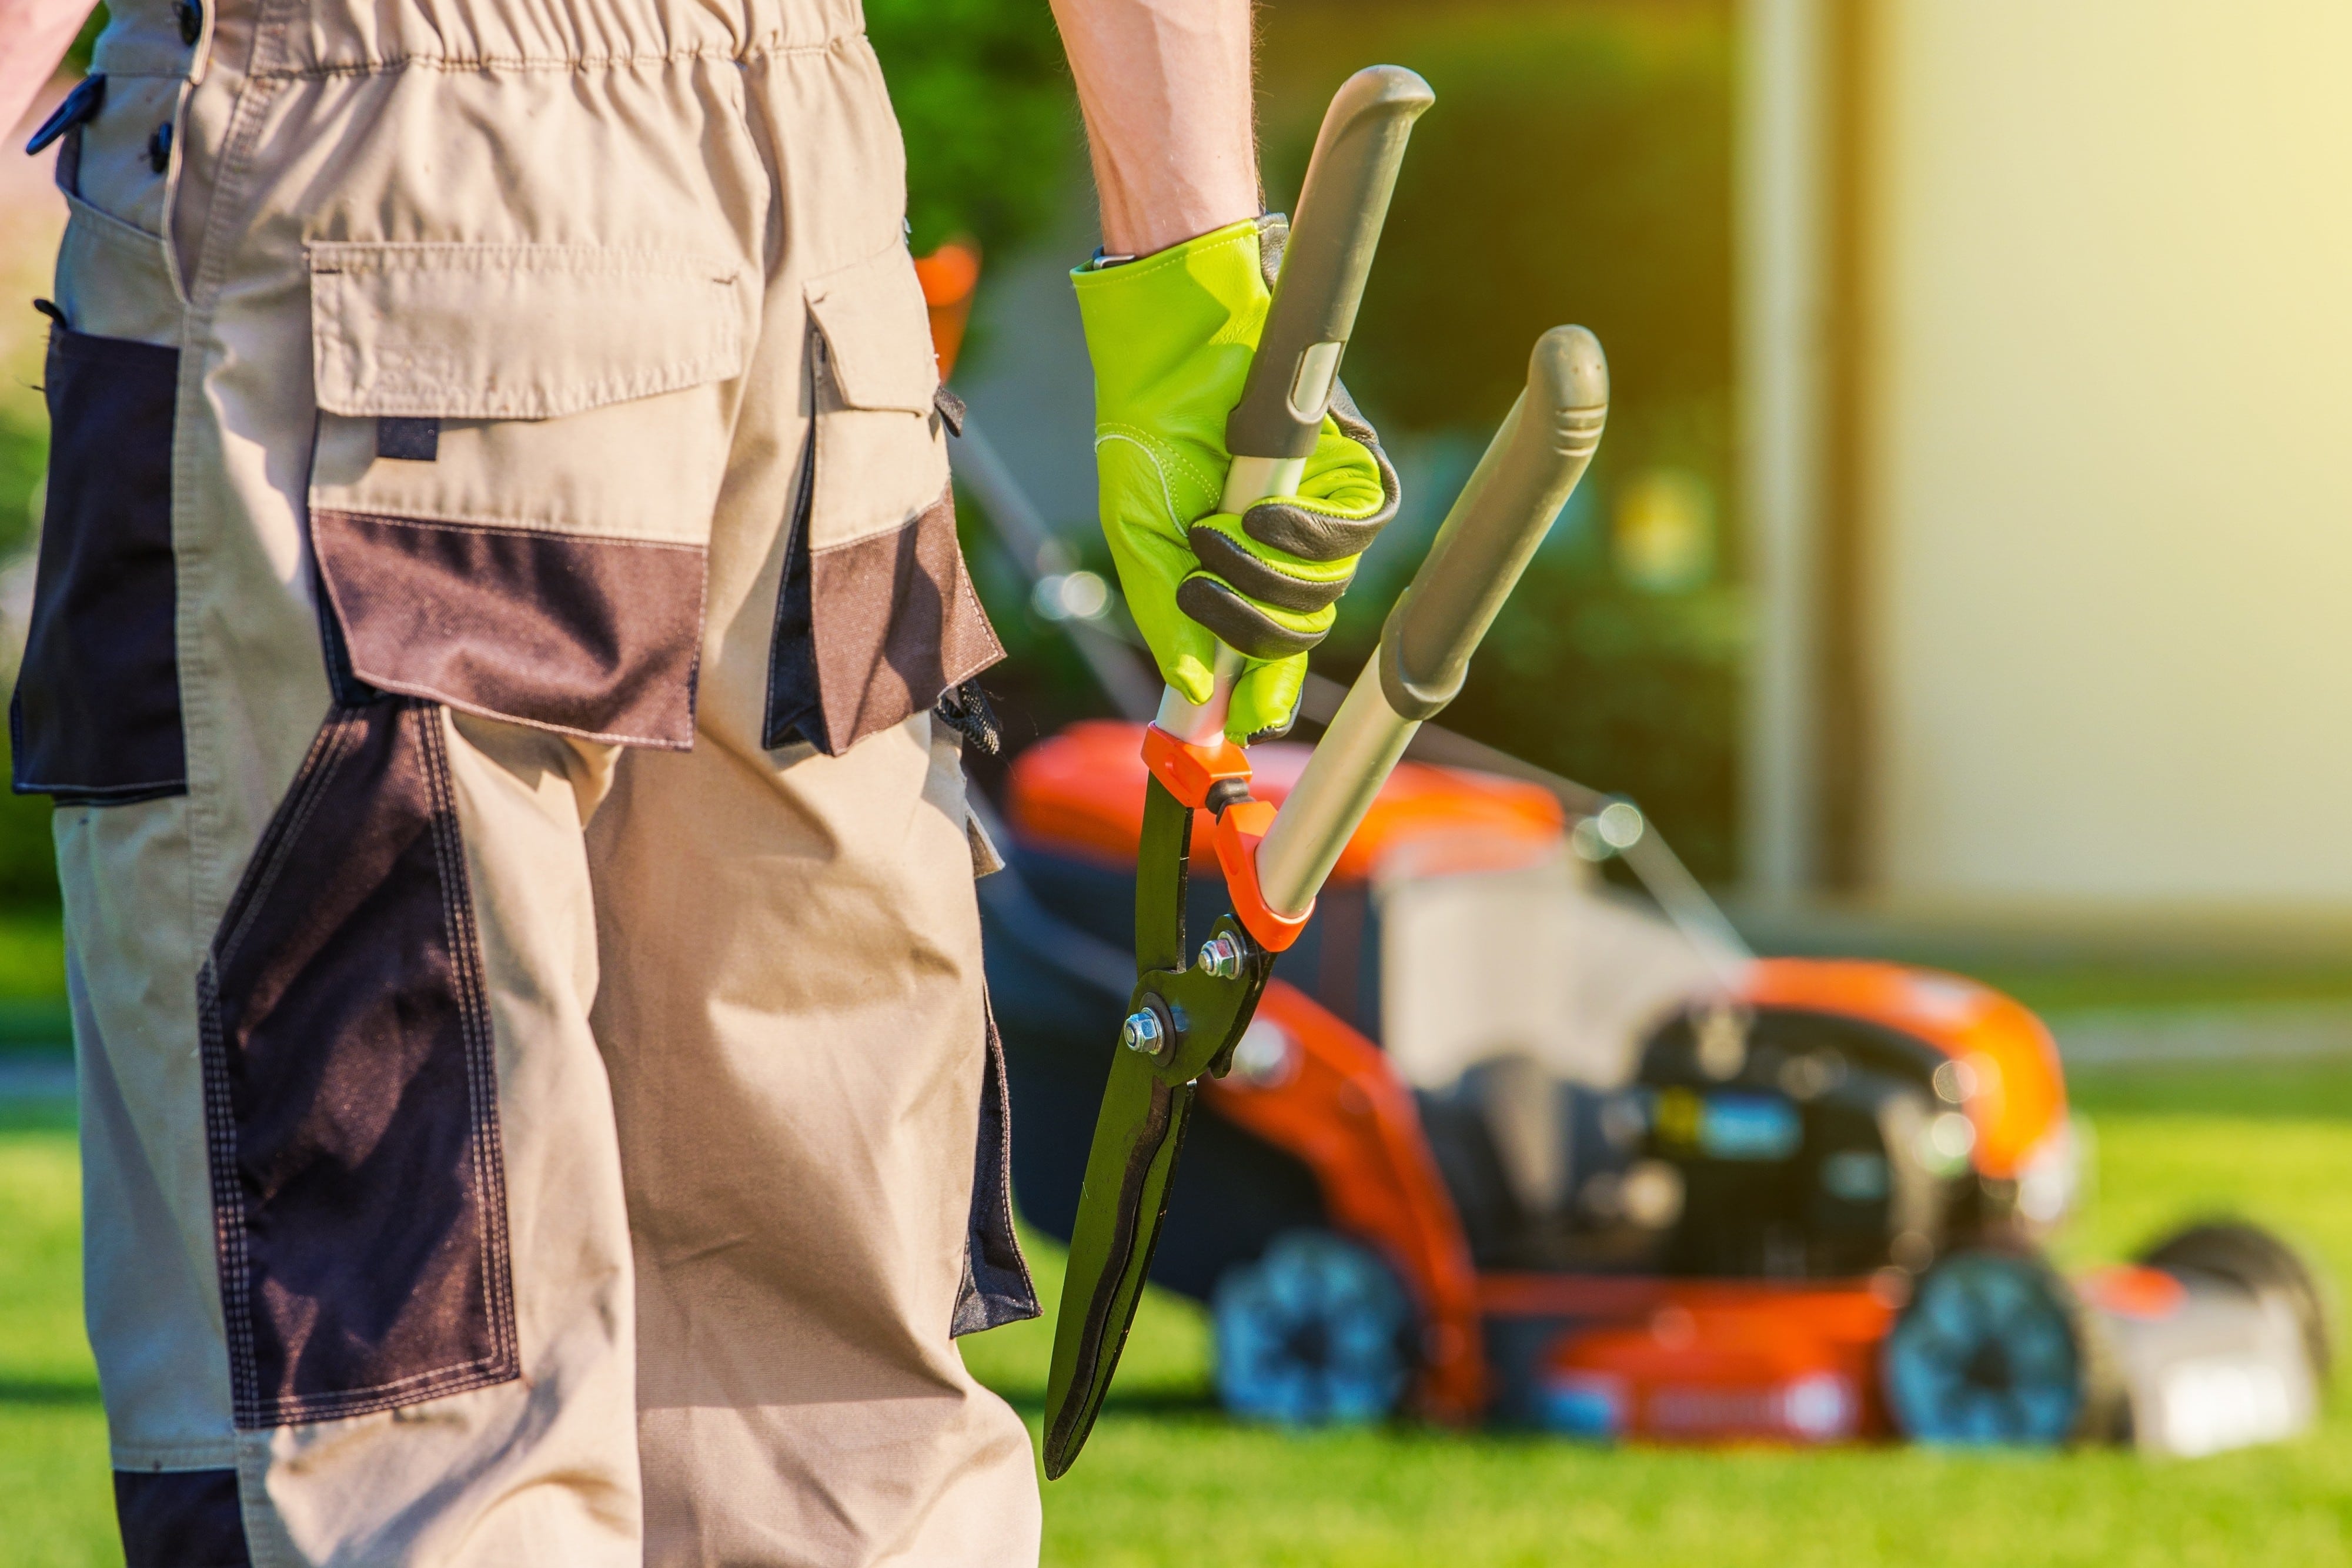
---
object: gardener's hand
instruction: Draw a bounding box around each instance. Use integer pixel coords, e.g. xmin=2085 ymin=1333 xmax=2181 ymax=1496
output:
xmin=1075 ymin=218 xmax=1398 ymax=742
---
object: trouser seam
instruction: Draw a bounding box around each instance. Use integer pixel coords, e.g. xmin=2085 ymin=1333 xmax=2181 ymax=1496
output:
xmin=199 ymin=710 xmax=359 ymax=1429
xmin=419 ymin=704 xmax=519 ymax=1377
xmin=109 ymin=1444 xmax=242 ymax=1467
xmin=205 ymin=701 xmax=521 ymax=1427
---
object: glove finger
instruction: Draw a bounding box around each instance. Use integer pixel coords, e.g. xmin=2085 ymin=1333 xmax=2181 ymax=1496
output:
xmin=1154 ymin=614 xmax=1223 ymax=705
xmin=1175 ymin=572 xmax=1333 ymax=660
xmin=1229 ymin=654 xmax=1307 ymax=744
xmin=1240 ymin=425 xmax=1401 ymax=561
xmin=1242 ymin=493 xmax=1388 ymax=561
xmin=1302 ymin=419 xmax=1397 ymax=512
xmin=1187 ymin=520 xmax=1355 ymax=613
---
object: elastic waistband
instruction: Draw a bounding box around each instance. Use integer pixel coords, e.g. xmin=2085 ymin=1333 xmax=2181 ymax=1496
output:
xmin=96 ymin=0 xmax=867 ymax=79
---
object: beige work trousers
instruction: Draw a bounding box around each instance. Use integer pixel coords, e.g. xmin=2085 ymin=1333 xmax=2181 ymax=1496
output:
xmin=19 ymin=0 xmax=1042 ymax=1562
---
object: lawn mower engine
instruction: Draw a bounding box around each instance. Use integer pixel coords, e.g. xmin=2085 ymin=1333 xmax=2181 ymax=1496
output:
xmin=981 ymin=721 xmax=2330 ymax=1456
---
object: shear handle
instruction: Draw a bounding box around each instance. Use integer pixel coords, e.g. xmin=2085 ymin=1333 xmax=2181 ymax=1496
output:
xmin=1157 ymin=64 xmax=1433 ymax=747
xmin=1252 ymin=325 xmax=1611 ymax=921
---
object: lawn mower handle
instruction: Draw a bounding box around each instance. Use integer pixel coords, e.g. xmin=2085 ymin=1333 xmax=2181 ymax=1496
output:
xmin=1156 ymin=63 xmax=1434 ymax=746
xmin=1255 ymin=325 xmax=1610 ymax=917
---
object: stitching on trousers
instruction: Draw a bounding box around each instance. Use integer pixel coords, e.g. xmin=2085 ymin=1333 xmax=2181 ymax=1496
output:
xmin=202 ymin=702 xmax=523 ymax=1427
xmin=306 ymin=520 xmax=700 ymax=751
xmin=212 ymin=711 xmax=354 ymax=968
xmin=335 ymin=677 xmax=695 ymax=752
xmin=12 ymin=775 xmax=186 ymax=795
xmin=251 ymin=36 xmax=846 ymax=82
xmin=948 ymin=546 xmax=1007 ymax=676
xmin=313 ymin=509 xmax=712 ymax=552
xmin=246 ymin=702 xmax=517 ymax=1425
xmin=203 ymin=708 xmax=361 ymax=1429
xmin=419 ymin=704 xmax=520 ymax=1383
xmin=196 ymin=963 xmax=258 ymax=1427
xmin=184 ymin=65 xmax=283 ymax=315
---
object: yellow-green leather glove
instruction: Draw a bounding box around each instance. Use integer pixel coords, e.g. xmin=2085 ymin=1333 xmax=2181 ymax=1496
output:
xmin=1075 ymin=219 xmax=1399 ymax=742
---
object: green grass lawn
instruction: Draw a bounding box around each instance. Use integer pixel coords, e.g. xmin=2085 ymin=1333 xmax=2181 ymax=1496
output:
xmin=0 ymin=910 xmax=71 ymax=1049
xmin=7 ymin=1061 xmax=2351 ymax=1565
xmin=0 ymin=1102 xmax=118 ymax=1568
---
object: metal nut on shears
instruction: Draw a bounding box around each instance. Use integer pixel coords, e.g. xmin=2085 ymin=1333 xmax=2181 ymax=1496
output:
xmin=1196 ymin=932 xmax=1247 ymax=979
xmin=1119 ymin=1009 xmax=1167 ymax=1058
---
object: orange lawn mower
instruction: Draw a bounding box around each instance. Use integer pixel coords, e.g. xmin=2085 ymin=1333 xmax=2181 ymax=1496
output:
xmin=928 ymin=332 xmax=2330 ymax=1470
xmin=973 ymin=718 xmax=2329 ymax=1455
xmin=917 ymin=83 xmax=2327 ymax=1461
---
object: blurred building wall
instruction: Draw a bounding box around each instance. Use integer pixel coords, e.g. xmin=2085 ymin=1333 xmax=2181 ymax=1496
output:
xmin=1745 ymin=0 xmax=2352 ymax=910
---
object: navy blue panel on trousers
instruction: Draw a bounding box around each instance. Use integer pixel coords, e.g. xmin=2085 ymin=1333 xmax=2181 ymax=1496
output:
xmin=113 ymin=1467 xmax=251 ymax=1567
xmin=11 ymin=325 xmax=186 ymax=804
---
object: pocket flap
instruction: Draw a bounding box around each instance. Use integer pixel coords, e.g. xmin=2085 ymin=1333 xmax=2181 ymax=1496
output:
xmin=806 ymin=245 xmax=941 ymax=414
xmin=310 ymin=243 xmax=746 ymax=420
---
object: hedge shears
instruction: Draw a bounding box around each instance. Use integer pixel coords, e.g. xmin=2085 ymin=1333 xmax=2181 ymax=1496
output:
xmin=1042 ymin=64 xmax=1611 ymax=1477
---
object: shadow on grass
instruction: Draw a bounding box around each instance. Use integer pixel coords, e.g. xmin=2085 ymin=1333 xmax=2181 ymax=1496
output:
xmin=994 ymin=1388 xmax=1220 ymax=1419
xmin=0 ymin=1378 xmax=100 ymax=1408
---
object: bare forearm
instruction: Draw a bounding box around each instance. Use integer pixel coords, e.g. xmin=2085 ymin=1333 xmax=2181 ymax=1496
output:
xmin=0 ymin=0 xmax=95 ymax=141
xmin=1048 ymin=0 xmax=1258 ymax=256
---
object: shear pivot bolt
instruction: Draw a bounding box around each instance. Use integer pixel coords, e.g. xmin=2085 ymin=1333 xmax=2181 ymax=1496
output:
xmin=1197 ymin=932 xmax=1247 ymax=979
xmin=1120 ymin=1009 xmax=1165 ymax=1057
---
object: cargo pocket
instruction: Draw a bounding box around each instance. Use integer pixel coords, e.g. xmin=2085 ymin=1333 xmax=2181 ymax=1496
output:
xmin=200 ymin=697 xmax=515 ymax=1427
xmin=305 ymin=243 xmax=749 ymax=748
xmin=10 ymin=324 xmax=186 ymax=804
xmin=953 ymin=995 xmax=1039 ymax=1336
xmin=764 ymin=244 xmax=1002 ymax=755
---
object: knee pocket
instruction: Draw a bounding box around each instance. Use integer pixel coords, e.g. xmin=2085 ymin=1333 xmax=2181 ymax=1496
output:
xmin=201 ymin=698 xmax=518 ymax=1427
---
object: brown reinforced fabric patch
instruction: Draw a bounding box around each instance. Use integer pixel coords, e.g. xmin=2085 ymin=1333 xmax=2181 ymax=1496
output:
xmin=808 ymin=486 xmax=1003 ymax=755
xmin=200 ymin=698 xmax=518 ymax=1429
xmin=113 ymin=1469 xmax=250 ymax=1567
xmin=11 ymin=326 xmax=187 ymax=804
xmin=952 ymin=997 xmax=1038 ymax=1337
xmin=313 ymin=510 xmax=704 ymax=748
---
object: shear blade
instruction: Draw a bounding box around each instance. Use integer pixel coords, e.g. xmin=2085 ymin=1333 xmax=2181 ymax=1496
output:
xmin=1041 ymin=1046 xmax=1197 ymax=1477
